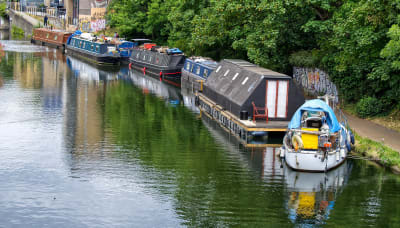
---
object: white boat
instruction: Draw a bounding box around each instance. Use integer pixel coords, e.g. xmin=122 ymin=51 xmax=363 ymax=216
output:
xmin=281 ymin=97 xmax=354 ymax=172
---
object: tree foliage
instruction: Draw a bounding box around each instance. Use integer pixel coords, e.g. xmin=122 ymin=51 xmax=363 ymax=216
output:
xmin=107 ymin=0 xmax=400 ymax=113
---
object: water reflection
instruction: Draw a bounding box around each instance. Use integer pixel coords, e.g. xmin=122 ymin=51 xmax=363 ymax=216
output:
xmin=128 ymin=69 xmax=182 ymax=106
xmin=284 ymin=162 xmax=352 ymax=226
xmin=67 ymin=55 xmax=119 ymax=82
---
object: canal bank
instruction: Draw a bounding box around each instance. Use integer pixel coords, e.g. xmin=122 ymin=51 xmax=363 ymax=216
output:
xmin=345 ymin=112 xmax=400 ymax=174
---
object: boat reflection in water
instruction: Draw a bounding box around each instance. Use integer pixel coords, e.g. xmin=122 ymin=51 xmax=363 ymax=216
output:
xmin=180 ymin=81 xmax=199 ymax=113
xmin=128 ymin=68 xmax=182 ymax=106
xmin=66 ymin=55 xmax=119 ymax=82
xmin=285 ymin=161 xmax=352 ymax=226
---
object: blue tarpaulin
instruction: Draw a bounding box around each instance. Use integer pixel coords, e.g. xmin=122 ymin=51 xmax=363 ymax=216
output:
xmin=67 ymin=30 xmax=82 ymax=45
xmin=288 ymin=99 xmax=341 ymax=133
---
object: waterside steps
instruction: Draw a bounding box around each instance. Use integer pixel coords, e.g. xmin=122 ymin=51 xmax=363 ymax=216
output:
xmin=198 ymin=93 xmax=287 ymax=148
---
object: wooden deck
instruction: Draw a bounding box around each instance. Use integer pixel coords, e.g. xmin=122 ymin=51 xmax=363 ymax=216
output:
xmin=198 ymin=93 xmax=288 ymax=132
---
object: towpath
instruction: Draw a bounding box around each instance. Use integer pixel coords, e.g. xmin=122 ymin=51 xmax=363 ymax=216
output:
xmin=345 ymin=112 xmax=400 ymax=153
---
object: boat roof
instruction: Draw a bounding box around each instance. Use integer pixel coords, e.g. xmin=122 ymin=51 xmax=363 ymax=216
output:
xmin=288 ymin=99 xmax=341 ymax=133
xmin=131 ymin=39 xmax=152 ymax=42
xmin=224 ymin=59 xmax=290 ymax=79
xmin=187 ymin=57 xmax=218 ymax=69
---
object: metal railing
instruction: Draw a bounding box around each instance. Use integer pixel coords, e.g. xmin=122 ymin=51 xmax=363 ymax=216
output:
xmin=8 ymin=3 xmax=75 ymax=29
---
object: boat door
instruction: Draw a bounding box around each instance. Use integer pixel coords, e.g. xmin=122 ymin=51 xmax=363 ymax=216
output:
xmin=265 ymin=80 xmax=289 ymax=118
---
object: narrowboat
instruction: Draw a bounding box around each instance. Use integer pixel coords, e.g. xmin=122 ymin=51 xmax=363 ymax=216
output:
xmin=280 ymin=97 xmax=355 ymax=172
xmin=129 ymin=45 xmax=186 ymax=87
xmin=31 ymin=28 xmax=72 ymax=50
xmin=65 ymin=32 xmax=121 ymax=65
xmin=118 ymin=39 xmax=152 ymax=64
xmin=197 ymin=59 xmax=305 ymax=147
xmin=181 ymin=57 xmax=217 ymax=92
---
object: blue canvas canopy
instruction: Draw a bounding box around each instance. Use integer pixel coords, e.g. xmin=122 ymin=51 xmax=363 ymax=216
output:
xmin=288 ymin=99 xmax=341 ymax=133
xmin=67 ymin=30 xmax=82 ymax=44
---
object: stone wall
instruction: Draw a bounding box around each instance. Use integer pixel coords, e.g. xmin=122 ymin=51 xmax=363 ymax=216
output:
xmin=8 ymin=10 xmax=38 ymax=36
xmin=293 ymin=67 xmax=339 ymax=103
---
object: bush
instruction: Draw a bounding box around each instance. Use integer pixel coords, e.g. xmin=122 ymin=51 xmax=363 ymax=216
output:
xmin=289 ymin=49 xmax=322 ymax=68
xmin=356 ymin=97 xmax=384 ymax=118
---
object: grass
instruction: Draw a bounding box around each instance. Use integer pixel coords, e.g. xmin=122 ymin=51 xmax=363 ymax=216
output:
xmin=353 ymin=132 xmax=400 ymax=173
xmin=11 ymin=25 xmax=25 ymax=40
xmin=369 ymin=109 xmax=400 ymax=133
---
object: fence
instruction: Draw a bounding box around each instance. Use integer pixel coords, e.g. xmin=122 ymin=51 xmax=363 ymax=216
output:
xmin=9 ymin=3 xmax=72 ymax=29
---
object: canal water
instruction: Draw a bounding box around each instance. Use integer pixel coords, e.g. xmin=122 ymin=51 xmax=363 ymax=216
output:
xmin=0 ymin=34 xmax=399 ymax=227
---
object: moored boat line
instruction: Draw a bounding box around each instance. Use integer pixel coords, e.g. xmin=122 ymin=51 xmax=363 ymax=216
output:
xmin=29 ymin=29 xmax=356 ymax=169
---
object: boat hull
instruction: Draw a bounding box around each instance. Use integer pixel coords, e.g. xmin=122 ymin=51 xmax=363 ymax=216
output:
xmin=129 ymin=61 xmax=181 ymax=87
xmin=284 ymin=149 xmax=347 ymax=172
xmin=65 ymin=45 xmax=120 ymax=65
xmin=31 ymin=28 xmax=72 ymax=50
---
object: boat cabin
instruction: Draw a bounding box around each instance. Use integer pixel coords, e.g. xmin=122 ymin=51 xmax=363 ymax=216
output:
xmin=130 ymin=47 xmax=185 ymax=68
xmin=68 ymin=36 xmax=117 ymax=55
xmin=182 ymin=57 xmax=218 ymax=80
xmin=203 ymin=59 xmax=305 ymax=121
xmin=32 ymin=28 xmax=72 ymax=47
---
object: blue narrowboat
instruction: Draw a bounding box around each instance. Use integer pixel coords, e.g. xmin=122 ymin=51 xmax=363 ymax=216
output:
xmin=65 ymin=32 xmax=121 ymax=65
xmin=181 ymin=57 xmax=218 ymax=92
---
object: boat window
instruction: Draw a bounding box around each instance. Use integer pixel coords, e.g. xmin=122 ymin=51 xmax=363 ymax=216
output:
xmin=91 ymin=44 xmax=94 ymax=51
xmin=149 ymin=56 xmax=152 ymax=62
xmin=82 ymin=42 xmax=85 ymax=49
xmin=224 ymin=69 xmax=230 ymax=76
xmin=191 ymin=64 xmax=195 ymax=72
xmin=186 ymin=62 xmax=191 ymax=71
xmin=196 ymin=66 xmax=201 ymax=75
xmin=54 ymin=35 xmax=58 ymax=40
xmin=46 ymin=33 xmax=49 ymax=39
xmin=71 ymin=39 xmax=74 ymax=45
xmin=143 ymin=55 xmax=146 ymax=60
xmin=216 ymin=65 xmax=221 ymax=73
xmin=232 ymin=73 xmax=239 ymax=80
xmin=242 ymin=77 xmax=249 ymax=85
xmin=136 ymin=53 xmax=140 ymax=59
xmin=95 ymin=45 xmax=99 ymax=53
xmin=203 ymin=69 xmax=208 ymax=78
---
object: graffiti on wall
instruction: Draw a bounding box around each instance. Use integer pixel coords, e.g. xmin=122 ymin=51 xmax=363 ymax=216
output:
xmin=79 ymin=8 xmax=106 ymax=32
xmin=293 ymin=67 xmax=339 ymax=103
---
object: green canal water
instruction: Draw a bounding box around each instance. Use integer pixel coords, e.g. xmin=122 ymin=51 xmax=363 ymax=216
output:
xmin=0 ymin=38 xmax=399 ymax=227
